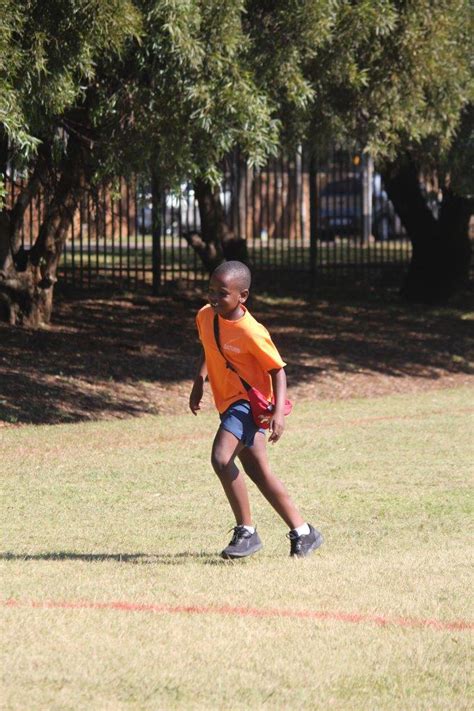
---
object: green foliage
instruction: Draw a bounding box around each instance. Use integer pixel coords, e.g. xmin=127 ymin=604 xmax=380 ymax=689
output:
xmin=94 ymin=0 xmax=283 ymax=185
xmin=0 ymin=0 xmax=141 ymax=160
xmin=0 ymin=1 xmax=37 ymax=155
xmin=444 ymin=104 xmax=474 ymax=196
xmin=1 ymin=0 xmax=471 ymax=190
xmin=302 ymin=0 xmax=473 ymax=181
xmin=243 ymin=0 xmax=337 ymax=145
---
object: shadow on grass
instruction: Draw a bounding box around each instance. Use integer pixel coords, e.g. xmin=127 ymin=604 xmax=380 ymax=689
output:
xmin=1 ymin=284 xmax=472 ymax=425
xmin=0 ymin=551 xmax=263 ymax=566
xmin=0 ymin=551 xmax=229 ymax=565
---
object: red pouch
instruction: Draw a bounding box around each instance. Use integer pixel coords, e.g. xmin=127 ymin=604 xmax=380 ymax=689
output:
xmin=247 ymin=387 xmax=293 ymax=429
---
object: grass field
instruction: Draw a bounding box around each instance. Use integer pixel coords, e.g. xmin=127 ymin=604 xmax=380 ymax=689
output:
xmin=1 ymin=387 xmax=472 ymax=710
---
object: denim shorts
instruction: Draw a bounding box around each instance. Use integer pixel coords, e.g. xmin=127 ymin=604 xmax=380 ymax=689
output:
xmin=219 ymin=399 xmax=265 ymax=448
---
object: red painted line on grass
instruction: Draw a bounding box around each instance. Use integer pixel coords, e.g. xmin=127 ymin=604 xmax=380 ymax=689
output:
xmin=2 ymin=598 xmax=472 ymax=632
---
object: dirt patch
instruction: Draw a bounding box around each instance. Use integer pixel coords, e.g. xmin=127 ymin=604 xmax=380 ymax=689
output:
xmin=1 ymin=286 xmax=473 ymax=426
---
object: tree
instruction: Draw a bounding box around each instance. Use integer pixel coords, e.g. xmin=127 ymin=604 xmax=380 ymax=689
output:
xmin=297 ymin=0 xmax=473 ymax=302
xmin=2 ymin=1 xmax=472 ymax=325
xmin=1 ymin=0 xmax=294 ymax=324
xmin=0 ymin=0 xmax=142 ymax=324
xmin=96 ymin=0 xmax=325 ymax=271
xmin=166 ymin=0 xmax=474 ymax=302
xmin=119 ymin=0 xmax=283 ymax=271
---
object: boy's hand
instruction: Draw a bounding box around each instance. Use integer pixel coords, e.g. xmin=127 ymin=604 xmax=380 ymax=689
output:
xmin=189 ymin=381 xmax=203 ymax=415
xmin=269 ymin=368 xmax=287 ymax=443
xmin=269 ymin=413 xmax=285 ymax=443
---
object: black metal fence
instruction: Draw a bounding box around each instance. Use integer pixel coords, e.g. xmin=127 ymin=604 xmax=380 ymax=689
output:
xmin=7 ymin=145 xmax=412 ymax=292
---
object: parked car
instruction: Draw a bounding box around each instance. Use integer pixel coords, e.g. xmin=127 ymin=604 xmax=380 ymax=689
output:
xmin=137 ymin=182 xmax=231 ymax=235
xmin=136 ymin=188 xmax=192 ymax=234
xmin=317 ymin=174 xmax=398 ymax=241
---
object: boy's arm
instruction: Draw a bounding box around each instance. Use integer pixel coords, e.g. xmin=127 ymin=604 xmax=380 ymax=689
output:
xmin=268 ymin=367 xmax=287 ymax=443
xmin=189 ymin=348 xmax=207 ymax=415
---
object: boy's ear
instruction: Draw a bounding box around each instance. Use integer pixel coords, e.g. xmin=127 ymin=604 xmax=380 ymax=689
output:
xmin=239 ymin=289 xmax=249 ymax=303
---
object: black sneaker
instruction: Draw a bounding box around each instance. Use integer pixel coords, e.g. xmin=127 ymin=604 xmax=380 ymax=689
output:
xmin=288 ymin=524 xmax=323 ymax=558
xmin=221 ymin=526 xmax=263 ymax=559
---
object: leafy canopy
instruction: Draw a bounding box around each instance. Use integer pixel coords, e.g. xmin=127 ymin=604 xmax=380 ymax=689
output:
xmin=1 ymin=1 xmax=472 ymax=191
xmin=0 ymin=0 xmax=141 ymax=159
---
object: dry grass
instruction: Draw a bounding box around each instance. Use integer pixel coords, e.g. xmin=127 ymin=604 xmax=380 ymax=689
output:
xmin=1 ymin=387 xmax=473 ymax=709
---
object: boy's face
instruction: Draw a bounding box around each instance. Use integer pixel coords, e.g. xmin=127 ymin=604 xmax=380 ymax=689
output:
xmin=208 ymin=272 xmax=248 ymax=320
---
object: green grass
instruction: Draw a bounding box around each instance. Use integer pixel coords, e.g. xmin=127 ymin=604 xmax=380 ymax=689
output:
xmin=1 ymin=388 xmax=473 ymax=710
xmin=58 ymin=236 xmax=412 ymax=280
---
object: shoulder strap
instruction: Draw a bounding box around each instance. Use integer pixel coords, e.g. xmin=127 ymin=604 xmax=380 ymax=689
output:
xmin=213 ymin=314 xmax=228 ymax=363
xmin=213 ymin=314 xmax=251 ymax=392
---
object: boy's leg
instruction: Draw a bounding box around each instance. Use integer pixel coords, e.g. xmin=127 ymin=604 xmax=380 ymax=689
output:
xmin=211 ymin=427 xmax=251 ymax=526
xmin=238 ymin=432 xmax=305 ymax=530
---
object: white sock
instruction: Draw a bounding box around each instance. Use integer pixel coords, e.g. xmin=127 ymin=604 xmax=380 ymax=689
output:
xmin=242 ymin=525 xmax=255 ymax=534
xmin=292 ymin=523 xmax=310 ymax=537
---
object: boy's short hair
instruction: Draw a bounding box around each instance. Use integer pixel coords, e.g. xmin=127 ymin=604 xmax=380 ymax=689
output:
xmin=213 ymin=261 xmax=251 ymax=291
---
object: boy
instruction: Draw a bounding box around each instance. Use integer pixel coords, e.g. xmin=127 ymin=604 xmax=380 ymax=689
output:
xmin=189 ymin=260 xmax=323 ymax=559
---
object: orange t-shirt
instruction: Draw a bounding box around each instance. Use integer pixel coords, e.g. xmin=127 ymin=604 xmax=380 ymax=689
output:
xmin=196 ymin=304 xmax=286 ymax=414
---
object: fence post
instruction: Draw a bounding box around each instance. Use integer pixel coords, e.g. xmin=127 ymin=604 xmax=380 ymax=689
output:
xmin=151 ymin=168 xmax=161 ymax=293
xmin=309 ymin=149 xmax=318 ymax=291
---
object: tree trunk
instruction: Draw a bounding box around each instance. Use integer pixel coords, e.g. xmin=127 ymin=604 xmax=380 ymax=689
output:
xmin=383 ymin=159 xmax=472 ymax=303
xmin=184 ymin=177 xmax=249 ymax=273
xmin=0 ymin=138 xmax=85 ymax=326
